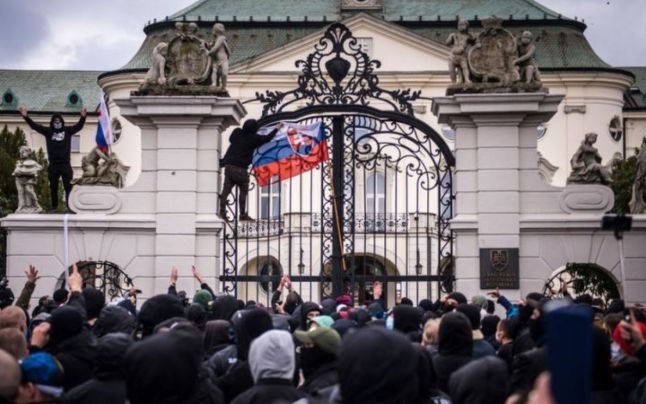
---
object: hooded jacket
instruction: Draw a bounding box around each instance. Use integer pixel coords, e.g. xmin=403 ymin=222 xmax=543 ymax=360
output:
xmin=449 ymin=356 xmax=509 ymax=404
xmin=215 ymin=309 xmax=273 ymax=402
xmin=23 ymin=113 xmax=85 ymax=165
xmin=222 ymin=120 xmax=279 ymax=168
xmin=48 ymin=305 xmax=97 ymax=391
xmin=231 ymin=330 xmax=306 ymax=404
xmin=299 ymin=302 xmax=321 ymax=330
xmin=433 ymin=312 xmax=474 ymax=393
xmin=93 ymin=306 xmax=137 ymax=338
xmin=212 ymin=295 xmax=239 ymax=321
xmin=125 ymin=326 xmax=224 ymax=404
xmin=339 ymin=326 xmax=418 ymax=404
xmin=62 ymin=333 xmax=133 ymax=404
xmin=393 ymin=305 xmax=423 ymax=342
xmin=204 ymin=320 xmax=232 ymax=356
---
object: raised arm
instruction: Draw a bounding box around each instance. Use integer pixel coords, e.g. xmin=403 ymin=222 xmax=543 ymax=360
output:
xmin=514 ymin=44 xmax=536 ymax=64
xmin=254 ymin=122 xmax=284 ymax=146
xmin=67 ymin=108 xmax=87 ymax=135
xmin=19 ymin=107 xmax=49 ymax=135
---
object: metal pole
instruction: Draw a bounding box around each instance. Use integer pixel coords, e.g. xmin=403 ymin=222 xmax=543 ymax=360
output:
xmin=63 ymin=213 xmax=70 ymax=288
xmin=331 ymin=116 xmax=346 ymax=297
xmin=618 ymin=237 xmax=627 ymax=297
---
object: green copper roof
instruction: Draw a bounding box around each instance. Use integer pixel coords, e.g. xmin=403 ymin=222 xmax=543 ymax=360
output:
xmin=111 ymin=21 xmax=610 ymax=75
xmin=0 ymin=70 xmax=102 ymax=113
xmin=622 ymin=67 xmax=646 ymax=109
xmin=166 ymin=0 xmax=571 ymax=22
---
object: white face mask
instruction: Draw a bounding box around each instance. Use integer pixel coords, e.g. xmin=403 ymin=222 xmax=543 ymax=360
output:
xmin=53 ymin=122 xmax=63 ymax=130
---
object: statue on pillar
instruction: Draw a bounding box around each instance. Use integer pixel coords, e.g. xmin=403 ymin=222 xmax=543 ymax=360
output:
xmin=143 ymin=43 xmax=168 ymax=86
xmin=135 ymin=22 xmax=231 ymax=96
xmin=201 ymin=23 xmax=230 ymax=91
xmin=630 ymin=137 xmax=646 ymax=213
xmin=514 ymin=31 xmax=541 ymax=85
xmin=446 ymin=18 xmax=474 ymax=85
xmin=567 ymin=133 xmax=613 ymax=185
xmin=13 ymin=146 xmax=43 ymax=214
xmin=446 ymin=16 xmax=544 ymax=94
xmin=72 ymin=146 xmax=130 ymax=188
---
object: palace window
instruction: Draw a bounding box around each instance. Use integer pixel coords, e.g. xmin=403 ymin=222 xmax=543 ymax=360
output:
xmin=366 ymin=173 xmax=386 ymax=214
xmin=260 ymin=176 xmax=281 ymax=220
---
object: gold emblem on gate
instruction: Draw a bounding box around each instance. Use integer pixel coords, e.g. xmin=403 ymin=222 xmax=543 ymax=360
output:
xmin=490 ymin=250 xmax=509 ymax=272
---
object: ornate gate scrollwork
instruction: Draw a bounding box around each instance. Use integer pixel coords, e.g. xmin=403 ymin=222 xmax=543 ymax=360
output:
xmin=221 ymin=22 xmax=455 ymax=304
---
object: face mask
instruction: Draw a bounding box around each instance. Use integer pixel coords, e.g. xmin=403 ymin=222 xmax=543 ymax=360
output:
xmin=386 ymin=316 xmax=394 ymax=330
xmin=53 ymin=122 xmax=63 ymax=130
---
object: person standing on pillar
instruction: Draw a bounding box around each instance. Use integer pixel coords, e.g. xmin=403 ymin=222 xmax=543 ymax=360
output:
xmin=19 ymin=106 xmax=86 ymax=213
xmin=219 ymin=119 xmax=283 ymax=221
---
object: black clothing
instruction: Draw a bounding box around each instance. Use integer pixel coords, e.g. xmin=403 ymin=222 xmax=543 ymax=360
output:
xmin=448 ymin=356 xmax=509 ymax=404
xmin=206 ymin=344 xmax=237 ymax=378
xmin=48 ymin=164 xmax=74 ymax=209
xmin=339 ymin=326 xmax=418 ymax=404
xmin=222 ymin=127 xmax=278 ymax=169
xmin=231 ymin=378 xmax=306 ymax=404
xmin=23 ymin=114 xmax=85 ymax=210
xmin=220 ymin=165 xmax=251 ymax=216
xmin=433 ymin=312 xmax=474 ymax=393
xmin=212 ymin=295 xmax=239 ymax=321
xmin=52 ymin=331 xmax=97 ymax=391
xmin=299 ymin=302 xmax=321 ymax=330
xmin=299 ymin=361 xmax=338 ymax=396
xmin=62 ymin=333 xmax=132 ymax=404
xmin=215 ymin=360 xmax=254 ymax=403
xmin=219 ymin=125 xmax=278 ymax=217
xmin=23 ymin=114 xmax=85 ymax=165
xmin=497 ymin=342 xmax=514 ymax=371
xmin=137 ymin=294 xmax=185 ymax=337
xmin=204 ymin=320 xmax=232 ymax=356
xmin=510 ymin=346 xmax=547 ymax=395
xmin=125 ymin=327 xmax=223 ymax=404
xmin=93 ymin=306 xmax=137 ymax=338
xmin=393 ymin=304 xmax=423 ymax=342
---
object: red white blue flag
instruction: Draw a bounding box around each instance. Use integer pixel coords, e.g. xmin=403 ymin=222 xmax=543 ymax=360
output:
xmin=95 ymin=95 xmax=112 ymax=152
xmin=253 ymin=121 xmax=329 ymax=186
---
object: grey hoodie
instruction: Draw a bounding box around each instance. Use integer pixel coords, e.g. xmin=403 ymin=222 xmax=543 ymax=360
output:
xmin=248 ymin=330 xmax=295 ymax=383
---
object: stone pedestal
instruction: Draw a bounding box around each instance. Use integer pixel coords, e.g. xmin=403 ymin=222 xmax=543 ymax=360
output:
xmin=0 ymin=96 xmax=246 ymax=303
xmin=116 ymin=96 xmax=246 ymax=293
xmin=433 ymin=93 xmax=563 ymax=298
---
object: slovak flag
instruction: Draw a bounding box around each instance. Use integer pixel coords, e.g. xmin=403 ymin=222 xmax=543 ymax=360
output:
xmin=95 ymin=95 xmax=112 ymax=153
xmin=253 ymin=121 xmax=329 ymax=186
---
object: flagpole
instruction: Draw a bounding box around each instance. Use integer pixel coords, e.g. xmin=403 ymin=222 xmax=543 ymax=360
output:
xmin=327 ymin=164 xmax=347 ymax=271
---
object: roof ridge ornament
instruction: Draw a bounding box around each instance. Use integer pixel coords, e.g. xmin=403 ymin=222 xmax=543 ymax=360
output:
xmin=254 ymin=22 xmax=421 ymax=116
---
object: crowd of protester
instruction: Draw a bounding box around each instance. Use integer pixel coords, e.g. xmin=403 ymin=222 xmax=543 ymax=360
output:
xmin=0 ymin=264 xmax=645 ymax=404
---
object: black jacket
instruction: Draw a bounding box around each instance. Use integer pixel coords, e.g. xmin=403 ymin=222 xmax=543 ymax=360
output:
xmin=23 ymin=114 xmax=85 ymax=165
xmin=62 ymin=333 xmax=132 ymax=404
xmin=231 ymin=378 xmax=306 ymax=404
xmin=299 ymin=361 xmax=338 ymax=396
xmin=222 ymin=126 xmax=278 ymax=168
xmin=53 ymin=331 xmax=97 ymax=391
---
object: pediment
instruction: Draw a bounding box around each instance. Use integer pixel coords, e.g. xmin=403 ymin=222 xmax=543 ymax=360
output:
xmin=231 ymin=13 xmax=451 ymax=74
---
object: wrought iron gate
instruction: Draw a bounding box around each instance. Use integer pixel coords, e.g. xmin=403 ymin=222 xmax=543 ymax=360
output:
xmin=219 ymin=23 xmax=455 ymax=306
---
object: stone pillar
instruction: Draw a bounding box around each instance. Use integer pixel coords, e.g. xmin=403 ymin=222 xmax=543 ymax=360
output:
xmin=115 ymin=96 xmax=246 ymax=293
xmin=432 ymin=93 xmax=563 ymax=298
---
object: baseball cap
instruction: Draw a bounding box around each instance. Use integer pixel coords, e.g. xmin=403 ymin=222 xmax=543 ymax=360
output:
xmin=294 ymin=326 xmax=341 ymax=356
xmin=311 ymin=315 xmax=334 ymax=329
xmin=19 ymin=353 xmax=65 ymax=397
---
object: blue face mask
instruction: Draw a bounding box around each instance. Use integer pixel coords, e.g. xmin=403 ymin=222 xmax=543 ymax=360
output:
xmin=386 ymin=316 xmax=394 ymax=330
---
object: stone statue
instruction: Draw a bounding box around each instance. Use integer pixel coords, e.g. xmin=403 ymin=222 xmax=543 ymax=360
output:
xmin=514 ymin=31 xmax=541 ymax=84
xmin=567 ymin=133 xmax=613 ymax=185
xmin=446 ymin=16 xmax=544 ymax=94
xmin=143 ymin=42 xmax=168 ymax=86
xmin=136 ymin=22 xmax=231 ymax=96
xmin=13 ymin=146 xmax=43 ymax=213
xmin=72 ymin=146 xmax=129 ymax=188
xmin=630 ymin=137 xmax=646 ymax=213
xmin=202 ymin=23 xmax=230 ymax=91
xmin=446 ymin=19 xmax=474 ymax=85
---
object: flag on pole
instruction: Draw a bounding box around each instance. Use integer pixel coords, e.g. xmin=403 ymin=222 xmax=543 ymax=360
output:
xmin=95 ymin=95 xmax=112 ymax=152
xmin=252 ymin=121 xmax=329 ymax=186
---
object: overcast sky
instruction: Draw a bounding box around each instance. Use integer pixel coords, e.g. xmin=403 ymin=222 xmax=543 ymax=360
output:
xmin=0 ymin=0 xmax=644 ymax=71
